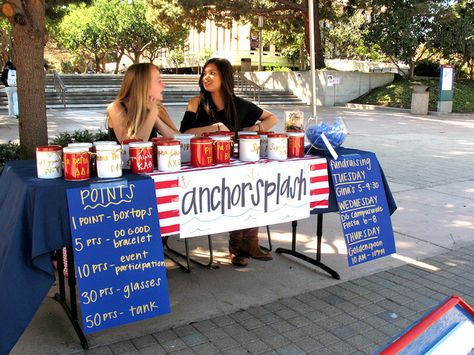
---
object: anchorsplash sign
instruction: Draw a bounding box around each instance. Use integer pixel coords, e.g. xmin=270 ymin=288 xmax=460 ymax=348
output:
xmin=150 ymin=158 xmax=329 ymax=238
xmin=180 ymin=159 xmax=311 ymax=237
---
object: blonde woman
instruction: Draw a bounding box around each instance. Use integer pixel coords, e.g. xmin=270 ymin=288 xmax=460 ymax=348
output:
xmin=107 ymin=63 xmax=178 ymax=142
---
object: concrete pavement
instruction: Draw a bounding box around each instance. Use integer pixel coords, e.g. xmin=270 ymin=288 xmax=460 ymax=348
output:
xmin=2 ymin=104 xmax=474 ymax=354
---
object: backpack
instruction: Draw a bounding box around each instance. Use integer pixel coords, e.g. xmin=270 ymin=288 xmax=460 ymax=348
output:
xmin=7 ymin=69 xmax=16 ymax=87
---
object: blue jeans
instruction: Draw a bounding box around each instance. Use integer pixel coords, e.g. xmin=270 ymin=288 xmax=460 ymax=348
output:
xmin=5 ymin=86 xmax=18 ymax=116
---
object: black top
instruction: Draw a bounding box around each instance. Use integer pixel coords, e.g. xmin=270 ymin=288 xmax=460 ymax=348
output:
xmin=108 ymin=127 xmax=158 ymax=143
xmin=179 ymin=96 xmax=263 ymax=133
xmin=1 ymin=68 xmax=11 ymax=87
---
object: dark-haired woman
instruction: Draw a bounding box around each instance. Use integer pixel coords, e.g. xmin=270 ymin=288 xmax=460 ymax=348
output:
xmin=180 ymin=58 xmax=278 ymax=267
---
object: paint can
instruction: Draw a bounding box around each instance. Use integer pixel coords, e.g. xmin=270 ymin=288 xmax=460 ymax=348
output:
xmin=156 ymin=140 xmax=181 ymax=172
xmin=36 ymin=145 xmax=62 ymax=179
xmin=121 ymin=139 xmax=143 ymax=169
xmin=152 ymin=137 xmax=174 ymax=168
xmin=287 ymin=130 xmax=305 ymax=158
xmin=190 ymin=137 xmax=213 ymax=167
xmin=95 ymin=144 xmax=122 ymax=178
xmin=257 ymin=131 xmax=273 ymax=158
xmin=267 ymin=133 xmax=288 ymax=160
xmin=63 ymin=146 xmax=90 ymax=181
xmin=129 ymin=141 xmax=154 ymax=173
xmin=173 ymin=134 xmax=195 ymax=163
xmin=210 ymin=135 xmax=232 ymax=164
xmin=239 ymin=135 xmax=260 ymax=162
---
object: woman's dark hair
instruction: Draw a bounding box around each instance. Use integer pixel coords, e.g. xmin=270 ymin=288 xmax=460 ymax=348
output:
xmin=199 ymin=58 xmax=238 ymax=131
xmin=6 ymin=61 xmax=14 ymax=69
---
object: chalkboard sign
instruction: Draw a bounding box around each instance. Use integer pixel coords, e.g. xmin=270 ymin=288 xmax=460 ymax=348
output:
xmin=329 ymin=152 xmax=396 ymax=266
xmin=66 ymin=179 xmax=170 ymax=334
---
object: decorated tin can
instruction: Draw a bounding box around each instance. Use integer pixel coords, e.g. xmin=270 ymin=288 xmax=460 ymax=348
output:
xmin=68 ymin=142 xmax=93 ymax=150
xmin=190 ymin=137 xmax=213 ymax=167
xmin=287 ymin=130 xmax=305 ymax=158
xmin=95 ymin=144 xmax=122 ymax=178
xmin=239 ymin=135 xmax=260 ymax=162
xmin=210 ymin=135 xmax=232 ymax=164
xmin=36 ymin=145 xmax=62 ymax=179
xmin=257 ymin=131 xmax=274 ymax=158
xmin=93 ymin=140 xmax=117 ymax=148
xmin=152 ymin=137 xmax=174 ymax=168
xmin=63 ymin=146 xmax=90 ymax=181
xmin=121 ymin=138 xmax=142 ymax=169
xmin=156 ymin=140 xmax=181 ymax=172
xmin=68 ymin=142 xmax=94 ymax=173
xmin=174 ymin=134 xmax=194 ymax=164
xmin=129 ymin=141 xmax=154 ymax=173
xmin=267 ymin=133 xmax=288 ymax=160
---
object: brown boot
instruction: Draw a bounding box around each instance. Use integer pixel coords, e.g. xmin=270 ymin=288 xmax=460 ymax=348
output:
xmin=241 ymin=227 xmax=273 ymax=261
xmin=229 ymin=230 xmax=249 ymax=267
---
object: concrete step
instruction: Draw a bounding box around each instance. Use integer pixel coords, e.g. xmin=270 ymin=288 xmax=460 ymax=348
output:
xmin=1 ymin=72 xmax=306 ymax=107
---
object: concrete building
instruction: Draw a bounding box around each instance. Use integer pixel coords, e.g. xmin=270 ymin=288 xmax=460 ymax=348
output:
xmin=156 ymin=19 xmax=291 ymax=72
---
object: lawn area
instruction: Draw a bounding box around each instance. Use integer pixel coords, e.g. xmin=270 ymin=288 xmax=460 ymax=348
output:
xmin=352 ymin=77 xmax=474 ymax=113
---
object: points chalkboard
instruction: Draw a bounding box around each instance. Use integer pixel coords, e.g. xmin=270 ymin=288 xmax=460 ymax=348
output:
xmin=66 ymin=179 xmax=170 ymax=334
xmin=329 ymin=152 xmax=396 ymax=266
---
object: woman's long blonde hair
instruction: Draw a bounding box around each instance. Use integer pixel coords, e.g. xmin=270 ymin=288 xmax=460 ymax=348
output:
xmin=111 ymin=63 xmax=157 ymax=138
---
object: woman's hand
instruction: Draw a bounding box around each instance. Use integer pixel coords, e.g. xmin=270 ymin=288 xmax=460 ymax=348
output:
xmin=215 ymin=122 xmax=230 ymax=132
xmin=147 ymin=96 xmax=160 ymax=117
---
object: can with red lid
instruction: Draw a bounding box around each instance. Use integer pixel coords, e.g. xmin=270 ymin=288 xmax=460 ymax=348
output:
xmin=63 ymin=147 xmax=90 ymax=180
xmin=36 ymin=145 xmax=62 ymax=179
xmin=287 ymin=130 xmax=305 ymax=158
xmin=210 ymin=135 xmax=232 ymax=164
xmin=174 ymin=134 xmax=194 ymax=163
xmin=257 ymin=131 xmax=274 ymax=158
xmin=121 ymin=139 xmax=142 ymax=169
xmin=156 ymin=140 xmax=181 ymax=172
xmin=68 ymin=142 xmax=94 ymax=173
xmin=152 ymin=137 xmax=174 ymax=168
xmin=239 ymin=135 xmax=260 ymax=162
xmin=129 ymin=141 xmax=154 ymax=173
xmin=95 ymin=144 xmax=122 ymax=178
xmin=191 ymin=137 xmax=213 ymax=167
xmin=267 ymin=133 xmax=288 ymax=160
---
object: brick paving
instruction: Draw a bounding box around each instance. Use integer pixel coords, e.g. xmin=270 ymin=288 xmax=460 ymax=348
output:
xmin=4 ymin=105 xmax=473 ymax=355
xmin=74 ymin=244 xmax=474 ymax=355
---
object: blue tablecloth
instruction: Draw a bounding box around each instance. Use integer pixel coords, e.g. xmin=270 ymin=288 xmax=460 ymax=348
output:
xmin=0 ymin=149 xmax=396 ymax=354
xmin=0 ymin=161 xmax=148 ymax=355
xmin=308 ymin=146 xmax=397 ymax=215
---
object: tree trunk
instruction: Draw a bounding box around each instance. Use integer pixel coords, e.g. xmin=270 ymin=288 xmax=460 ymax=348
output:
xmin=303 ymin=0 xmax=325 ymax=70
xmin=12 ymin=0 xmax=48 ymax=159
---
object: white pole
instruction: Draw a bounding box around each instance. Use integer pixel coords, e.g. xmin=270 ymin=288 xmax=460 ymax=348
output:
xmin=258 ymin=16 xmax=263 ymax=71
xmin=308 ymin=0 xmax=317 ymax=118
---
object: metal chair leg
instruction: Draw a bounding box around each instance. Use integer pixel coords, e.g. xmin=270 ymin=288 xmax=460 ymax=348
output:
xmin=163 ymin=235 xmax=219 ymax=271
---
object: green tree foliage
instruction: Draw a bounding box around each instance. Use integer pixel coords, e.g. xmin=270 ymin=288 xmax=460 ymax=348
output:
xmin=147 ymin=0 xmax=331 ymax=68
xmin=363 ymin=0 xmax=448 ymax=79
xmin=0 ymin=18 xmax=13 ymax=66
xmin=321 ymin=9 xmax=385 ymax=62
xmin=431 ymin=0 xmax=474 ymax=78
xmin=57 ymin=0 xmax=175 ymax=72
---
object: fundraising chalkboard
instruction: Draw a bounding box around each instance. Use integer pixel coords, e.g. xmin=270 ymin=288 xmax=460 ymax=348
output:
xmin=66 ymin=179 xmax=170 ymax=334
xmin=329 ymin=152 xmax=396 ymax=266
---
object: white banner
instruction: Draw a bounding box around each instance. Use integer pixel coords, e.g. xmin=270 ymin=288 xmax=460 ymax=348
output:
xmin=179 ymin=160 xmax=312 ymax=237
xmin=149 ymin=157 xmax=328 ymax=238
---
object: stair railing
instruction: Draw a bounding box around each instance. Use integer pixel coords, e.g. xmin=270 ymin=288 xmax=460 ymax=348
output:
xmin=52 ymin=70 xmax=67 ymax=108
xmin=235 ymin=72 xmax=261 ymax=105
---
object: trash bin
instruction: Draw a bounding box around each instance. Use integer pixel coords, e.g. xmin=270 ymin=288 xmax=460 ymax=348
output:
xmin=411 ymin=85 xmax=430 ymax=115
xmin=241 ymin=58 xmax=251 ymax=72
